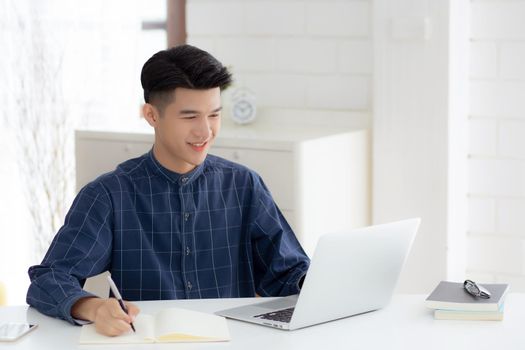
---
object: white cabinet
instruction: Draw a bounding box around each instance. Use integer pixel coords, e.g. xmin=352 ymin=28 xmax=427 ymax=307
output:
xmin=76 ymin=126 xmax=370 ymax=256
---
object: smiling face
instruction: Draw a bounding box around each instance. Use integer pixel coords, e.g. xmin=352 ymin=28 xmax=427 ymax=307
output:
xmin=142 ymin=87 xmax=222 ymax=174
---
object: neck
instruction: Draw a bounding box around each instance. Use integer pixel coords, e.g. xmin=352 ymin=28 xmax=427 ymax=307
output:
xmin=152 ymin=143 xmax=196 ymax=174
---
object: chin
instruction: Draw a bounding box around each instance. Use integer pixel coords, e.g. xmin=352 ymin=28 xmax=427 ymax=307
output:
xmin=189 ymin=154 xmax=208 ymax=167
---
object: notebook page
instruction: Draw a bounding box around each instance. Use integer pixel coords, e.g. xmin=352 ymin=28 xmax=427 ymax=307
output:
xmin=154 ymin=307 xmax=230 ymax=342
xmin=79 ymin=314 xmax=155 ymax=344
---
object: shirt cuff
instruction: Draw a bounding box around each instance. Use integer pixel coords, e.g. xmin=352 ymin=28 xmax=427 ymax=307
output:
xmin=58 ymin=290 xmax=98 ymax=326
xmin=72 ymin=318 xmax=93 ymax=326
xmin=297 ymin=272 xmax=307 ymax=291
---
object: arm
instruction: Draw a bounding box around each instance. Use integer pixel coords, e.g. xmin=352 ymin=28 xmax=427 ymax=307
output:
xmin=249 ymin=174 xmax=310 ymax=297
xmin=26 ymin=183 xmax=114 ymax=324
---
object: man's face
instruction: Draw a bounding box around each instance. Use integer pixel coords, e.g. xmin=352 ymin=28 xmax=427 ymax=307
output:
xmin=145 ymin=87 xmax=222 ymax=174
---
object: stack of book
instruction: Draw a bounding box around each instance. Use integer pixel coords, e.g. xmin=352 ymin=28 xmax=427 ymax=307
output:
xmin=425 ymin=281 xmax=509 ymax=321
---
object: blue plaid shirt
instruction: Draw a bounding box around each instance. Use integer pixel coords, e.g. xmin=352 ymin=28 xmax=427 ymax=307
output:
xmin=27 ymin=150 xmax=309 ymax=324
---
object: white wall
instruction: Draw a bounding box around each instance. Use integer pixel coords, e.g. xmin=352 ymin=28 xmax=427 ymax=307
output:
xmin=467 ymin=0 xmax=525 ymax=290
xmin=373 ymin=0 xmax=469 ymax=293
xmin=186 ymin=0 xmax=372 ymax=129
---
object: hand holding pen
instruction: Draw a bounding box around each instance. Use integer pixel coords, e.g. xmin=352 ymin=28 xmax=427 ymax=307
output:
xmin=107 ymin=275 xmax=137 ymax=332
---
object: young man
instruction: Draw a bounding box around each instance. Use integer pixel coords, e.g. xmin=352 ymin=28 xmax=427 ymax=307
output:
xmin=26 ymin=45 xmax=310 ymax=336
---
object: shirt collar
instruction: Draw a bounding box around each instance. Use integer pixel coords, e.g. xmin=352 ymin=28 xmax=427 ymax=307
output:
xmin=146 ymin=148 xmax=205 ymax=186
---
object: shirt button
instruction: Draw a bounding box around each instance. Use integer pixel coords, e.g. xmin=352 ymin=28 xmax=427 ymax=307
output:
xmin=181 ymin=177 xmax=188 ymax=183
xmin=187 ymin=281 xmax=192 ymax=290
xmin=184 ymin=212 xmax=190 ymax=221
xmin=186 ymin=246 xmax=191 ymax=255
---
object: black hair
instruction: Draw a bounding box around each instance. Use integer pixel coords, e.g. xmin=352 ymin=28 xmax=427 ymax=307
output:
xmin=141 ymin=44 xmax=232 ymax=111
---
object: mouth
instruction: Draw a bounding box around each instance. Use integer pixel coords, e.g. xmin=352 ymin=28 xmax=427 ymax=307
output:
xmin=187 ymin=140 xmax=209 ymax=152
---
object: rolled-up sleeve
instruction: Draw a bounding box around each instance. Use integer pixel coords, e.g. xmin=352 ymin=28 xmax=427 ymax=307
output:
xmin=26 ymin=183 xmax=113 ymax=324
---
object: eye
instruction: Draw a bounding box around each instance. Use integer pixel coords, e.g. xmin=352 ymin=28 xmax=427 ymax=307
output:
xmin=209 ymin=114 xmax=220 ymax=118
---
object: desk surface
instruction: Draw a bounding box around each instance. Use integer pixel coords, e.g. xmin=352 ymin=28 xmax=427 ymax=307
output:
xmin=1 ymin=294 xmax=524 ymax=350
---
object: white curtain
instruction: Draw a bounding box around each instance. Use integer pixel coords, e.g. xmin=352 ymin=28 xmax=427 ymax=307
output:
xmin=0 ymin=0 xmax=146 ymax=305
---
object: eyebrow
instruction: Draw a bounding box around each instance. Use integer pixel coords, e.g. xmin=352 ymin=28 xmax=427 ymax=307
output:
xmin=179 ymin=106 xmax=223 ymax=115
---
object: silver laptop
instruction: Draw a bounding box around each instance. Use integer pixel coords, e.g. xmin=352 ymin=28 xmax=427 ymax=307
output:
xmin=216 ymin=218 xmax=420 ymax=330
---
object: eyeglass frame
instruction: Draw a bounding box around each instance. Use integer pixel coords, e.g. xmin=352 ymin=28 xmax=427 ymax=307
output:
xmin=463 ymin=279 xmax=491 ymax=299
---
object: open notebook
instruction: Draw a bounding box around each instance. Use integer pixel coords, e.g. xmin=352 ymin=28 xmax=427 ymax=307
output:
xmin=79 ymin=307 xmax=230 ymax=344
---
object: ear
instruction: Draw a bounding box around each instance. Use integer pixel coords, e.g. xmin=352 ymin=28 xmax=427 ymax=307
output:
xmin=142 ymin=103 xmax=160 ymax=127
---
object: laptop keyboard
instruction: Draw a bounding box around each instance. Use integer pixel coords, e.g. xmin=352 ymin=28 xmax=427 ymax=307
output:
xmin=254 ymin=307 xmax=295 ymax=323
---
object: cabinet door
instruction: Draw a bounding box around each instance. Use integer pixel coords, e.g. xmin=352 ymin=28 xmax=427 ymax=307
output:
xmin=76 ymin=138 xmax=152 ymax=190
xmin=210 ymin=147 xmax=295 ymax=211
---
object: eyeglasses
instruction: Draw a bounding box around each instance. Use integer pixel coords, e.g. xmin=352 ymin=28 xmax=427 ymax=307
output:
xmin=463 ymin=280 xmax=491 ymax=299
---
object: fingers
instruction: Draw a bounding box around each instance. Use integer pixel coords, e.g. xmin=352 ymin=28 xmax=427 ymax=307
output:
xmin=95 ymin=318 xmax=132 ymax=337
xmin=93 ymin=298 xmax=136 ymax=337
xmin=107 ymin=299 xmax=132 ymax=322
xmin=124 ymin=301 xmax=140 ymax=321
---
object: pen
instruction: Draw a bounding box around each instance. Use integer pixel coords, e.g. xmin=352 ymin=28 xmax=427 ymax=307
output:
xmin=106 ymin=275 xmax=136 ymax=332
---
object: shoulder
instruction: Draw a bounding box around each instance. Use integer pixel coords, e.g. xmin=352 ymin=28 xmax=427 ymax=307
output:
xmin=204 ymin=153 xmax=260 ymax=182
xmin=83 ymin=153 xmax=151 ymax=194
xmin=203 ymin=154 xmax=270 ymax=195
xmin=204 ymin=153 xmax=253 ymax=175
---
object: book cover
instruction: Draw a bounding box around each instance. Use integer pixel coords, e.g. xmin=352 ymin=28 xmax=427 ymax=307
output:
xmin=434 ymin=304 xmax=505 ymax=321
xmin=425 ymin=281 xmax=509 ymax=312
xmin=79 ymin=307 xmax=230 ymax=344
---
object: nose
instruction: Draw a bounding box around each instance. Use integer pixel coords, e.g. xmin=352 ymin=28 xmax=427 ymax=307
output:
xmin=193 ymin=117 xmax=212 ymax=140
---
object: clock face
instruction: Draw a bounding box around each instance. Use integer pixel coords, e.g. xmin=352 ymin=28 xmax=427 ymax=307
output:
xmin=231 ymin=88 xmax=256 ymax=125
xmin=233 ymin=100 xmax=255 ymax=123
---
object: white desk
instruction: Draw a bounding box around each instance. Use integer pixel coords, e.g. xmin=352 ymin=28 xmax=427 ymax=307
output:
xmin=1 ymin=294 xmax=524 ymax=350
